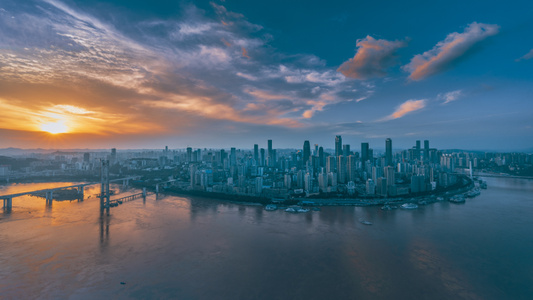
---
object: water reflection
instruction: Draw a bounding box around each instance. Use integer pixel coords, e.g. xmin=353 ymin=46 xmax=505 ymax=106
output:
xmin=99 ymin=214 xmax=110 ymax=250
xmin=0 ymin=178 xmax=532 ymax=299
xmin=254 ymin=206 xmax=263 ymax=222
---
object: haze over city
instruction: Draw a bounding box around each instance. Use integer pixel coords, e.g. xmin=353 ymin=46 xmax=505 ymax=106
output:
xmin=0 ymin=0 xmax=532 ymax=151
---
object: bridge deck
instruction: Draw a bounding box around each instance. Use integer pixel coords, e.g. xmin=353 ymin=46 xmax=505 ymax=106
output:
xmin=109 ymin=192 xmax=146 ymax=204
xmin=0 ymin=176 xmax=141 ymax=199
xmin=0 ymin=183 xmax=92 ymax=199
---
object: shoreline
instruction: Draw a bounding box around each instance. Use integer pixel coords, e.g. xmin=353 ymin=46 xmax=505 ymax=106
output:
xmin=137 ymin=176 xmax=475 ymax=208
xmin=2 ymin=175 xmax=477 ymax=208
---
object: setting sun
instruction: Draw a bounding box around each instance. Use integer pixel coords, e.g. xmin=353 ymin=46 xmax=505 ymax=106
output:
xmin=40 ymin=121 xmax=69 ymax=134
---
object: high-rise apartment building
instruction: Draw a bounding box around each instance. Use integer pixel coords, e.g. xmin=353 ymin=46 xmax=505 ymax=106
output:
xmin=337 ymin=155 xmax=347 ymax=184
xmin=303 ymin=140 xmax=311 ymax=164
xmin=424 ymin=140 xmax=429 ymax=162
xmin=319 ymin=147 xmax=324 ymax=167
xmin=386 ymin=138 xmax=392 ymax=166
xmin=260 ymin=148 xmax=265 ymax=166
xmin=267 ymin=139 xmax=272 ymax=159
xmin=361 ymin=142 xmax=369 ymax=163
xmin=415 ymin=140 xmax=421 ymax=160
xmin=335 ymin=135 xmax=343 ymax=157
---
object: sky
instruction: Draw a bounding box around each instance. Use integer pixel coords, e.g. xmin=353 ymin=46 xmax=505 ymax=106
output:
xmin=0 ymin=0 xmax=532 ymax=151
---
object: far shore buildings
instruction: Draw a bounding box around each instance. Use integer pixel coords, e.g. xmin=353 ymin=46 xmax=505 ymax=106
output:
xmin=2 ymin=138 xmax=531 ymax=199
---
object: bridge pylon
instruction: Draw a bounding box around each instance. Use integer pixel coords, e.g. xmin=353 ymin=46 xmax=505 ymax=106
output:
xmin=100 ymin=160 xmax=110 ymax=215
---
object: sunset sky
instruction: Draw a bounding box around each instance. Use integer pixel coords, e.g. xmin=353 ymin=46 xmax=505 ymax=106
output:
xmin=0 ymin=0 xmax=532 ymax=150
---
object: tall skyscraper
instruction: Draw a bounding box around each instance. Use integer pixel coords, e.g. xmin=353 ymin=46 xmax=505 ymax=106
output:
xmin=335 ymin=135 xmax=343 ymax=157
xmin=385 ymin=138 xmax=392 ymax=166
xmin=303 ymin=140 xmax=311 ymax=164
xmin=416 ymin=140 xmax=421 ymax=160
xmin=337 ymin=155 xmax=347 ymax=184
xmin=111 ymin=148 xmax=117 ymax=164
xmin=186 ymin=147 xmax=192 ymax=162
xmin=267 ymin=139 xmax=273 ymax=167
xmin=347 ymin=155 xmax=356 ymax=182
xmin=424 ymin=140 xmax=429 ymax=162
xmin=361 ymin=142 xmax=369 ymax=163
xmin=260 ymin=148 xmax=265 ymax=166
xmin=314 ymin=144 xmax=319 ymax=156
xmin=253 ymin=144 xmax=259 ymax=163
xmin=267 ymin=139 xmax=272 ymax=159
xmin=230 ymin=147 xmax=236 ymax=166
xmin=219 ymin=149 xmax=226 ymax=165
xmin=343 ymin=144 xmax=350 ymax=156
xmin=385 ymin=166 xmax=395 ymax=187
xmin=326 ymin=156 xmax=336 ymax=173
xmin=270 ymin=149 xmax=277 ymax=167
xmin=319 ymin=146 xmax=324 ymax=167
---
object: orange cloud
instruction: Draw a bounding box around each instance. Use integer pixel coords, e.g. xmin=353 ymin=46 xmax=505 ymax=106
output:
xmin=245 ymin=88 xmax=289 ymax=101
xmin=404 ymin=22 xmax=499 ymax=80
xmin=337 ymin=36 xmax=406 ymax=79
xmin=143 ymin=95 xmax=303 ymax=128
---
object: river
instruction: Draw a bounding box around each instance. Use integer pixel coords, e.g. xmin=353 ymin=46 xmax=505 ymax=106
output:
xmin=1 ymin=177 xmax=532 ymax=299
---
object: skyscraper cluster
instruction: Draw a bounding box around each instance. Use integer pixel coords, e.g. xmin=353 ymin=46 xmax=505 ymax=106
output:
xmin=179 ymin=135 xmax=457 ymax=200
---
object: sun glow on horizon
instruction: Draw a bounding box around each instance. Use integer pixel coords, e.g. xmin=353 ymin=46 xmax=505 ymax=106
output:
xmin=40 ymin=120 xmax=69 ymax=134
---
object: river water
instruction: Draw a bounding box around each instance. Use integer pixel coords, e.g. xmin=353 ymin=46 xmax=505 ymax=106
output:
xmin=1 ymin=177 xmax=532 ymax=300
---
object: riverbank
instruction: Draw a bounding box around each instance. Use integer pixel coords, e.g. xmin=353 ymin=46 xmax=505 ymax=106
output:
xmin=133 ymin=176 xmax=475 ymax=207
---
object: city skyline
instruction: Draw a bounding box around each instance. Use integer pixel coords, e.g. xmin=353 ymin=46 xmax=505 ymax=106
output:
xmin=1 ymin=0 xmax=532 ymax=151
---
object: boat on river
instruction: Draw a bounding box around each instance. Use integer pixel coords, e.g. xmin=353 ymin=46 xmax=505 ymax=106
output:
xmin=265 ymin=204 xmax=277 ymax=211
xmin=381 ymin=205 xmax=392 ymax=211
xmin=465 ymin=188 xmax=481 ymax=198
xmin=400 ymin=203 xmax=418 ymax=209
xmin=359 ymin=219 xmax=373 ymax=225
xmin=449 ymin=195 xmax=465 ymax=203
xmin=285 ymin=206 xmax=310 ymax=213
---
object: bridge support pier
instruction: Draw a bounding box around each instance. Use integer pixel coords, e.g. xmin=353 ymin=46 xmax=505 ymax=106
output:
xmin=77 ymin=186 xmax=84 ymax=201
xmin=3 ymin=198 xmax=12 ymax=209
xmin=100 ymin=160 xmax=110 ymax=216
xmin=142 ymin=187 xmax=147 ymax=203
xmin=45 ymin=191 xmax=53 ymax=206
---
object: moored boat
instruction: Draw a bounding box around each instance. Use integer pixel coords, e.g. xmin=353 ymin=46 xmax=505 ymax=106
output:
xmin=449 ymin=195 xmax=465 ymax=203
xmin=400 ymin=203 xmax=418 ymax=209
xmin=265 ymin=204 xmax=277 ymax=211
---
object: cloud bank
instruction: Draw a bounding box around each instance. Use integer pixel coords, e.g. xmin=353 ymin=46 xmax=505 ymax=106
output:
xmin=404 ymin=22 xmax=499 ymax=80
xmin=0 ymin=0 xmax=372 ymax=138
xmin=337 ymin=36 xmax=406 ymax=79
